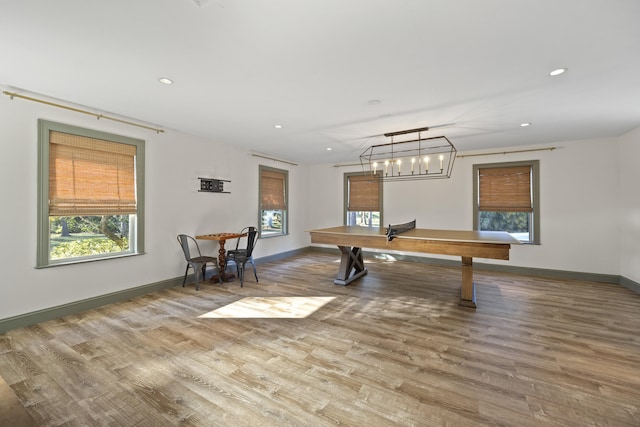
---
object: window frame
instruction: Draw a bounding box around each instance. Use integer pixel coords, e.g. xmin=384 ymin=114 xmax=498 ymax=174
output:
xmin=473 ymin=160 xmax=540 ymax=244
xmin=258 ymin=165 xmax=288 ymax=238
xmin=37 ymin=119 xmax=145 ymax=267
xmin=343 ymin=171 xmax=383 ymax=228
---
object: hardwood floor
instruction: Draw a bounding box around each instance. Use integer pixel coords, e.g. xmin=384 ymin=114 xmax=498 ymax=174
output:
xmin=1 ymin=251 xmax=639 ymax=426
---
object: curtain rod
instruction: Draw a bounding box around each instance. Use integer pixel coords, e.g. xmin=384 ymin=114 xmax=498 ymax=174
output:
xmin=3 ymin=91 xmax=165 ymax=134
xmin=456 ymin=147 xmax=556 ymax=158
xmin=333 ymin=162 xmax=361 ymax=167
xmin=251 ymin=152 xmax=298 ymax=166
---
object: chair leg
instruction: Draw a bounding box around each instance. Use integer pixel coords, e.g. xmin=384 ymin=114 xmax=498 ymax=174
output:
xmin=183 ymin=264 xmax=189 ymax=286
xmin=192 ymin=262 xmax=203 ymax=291
xmin=239 ymin=262 xmax=245 ymax=288
xmin=250 ymin=259 xmax=258 ymax=282
xmin=235 ymin=262 xmax=240 ymax=281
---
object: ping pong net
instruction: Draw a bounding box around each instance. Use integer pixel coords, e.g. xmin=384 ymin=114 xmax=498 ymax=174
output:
xmin=386 ymin=219 xmax=416 ymax=241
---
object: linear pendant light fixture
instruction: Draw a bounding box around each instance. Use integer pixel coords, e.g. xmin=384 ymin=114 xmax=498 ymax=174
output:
xmin=360 ymin=126 xmax=457 ymax=181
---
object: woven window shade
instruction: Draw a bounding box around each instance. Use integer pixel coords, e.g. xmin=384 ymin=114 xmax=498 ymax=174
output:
xmin=348 ymin=175 xmax=380 ymax=211
xmin=49 ymin=131 xmax=137 ymax=216
xmin=261 ymin=169 xmax=286 ymax=210
xmin=479 ymin=165 xmax=532 ymax=212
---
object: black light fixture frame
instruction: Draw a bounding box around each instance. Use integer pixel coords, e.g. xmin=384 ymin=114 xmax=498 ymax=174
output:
xmin=360 ymin=127 xmax=457 ymax=181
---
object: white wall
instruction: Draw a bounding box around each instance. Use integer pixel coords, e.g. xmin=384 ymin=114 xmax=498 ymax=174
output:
xmin=0 ymin=89 xmax=309 ymax=320
xmin=309 ymin=138 xmax=622 ymax=275
xmin=620 ymin=127 xmax=640 ymax=283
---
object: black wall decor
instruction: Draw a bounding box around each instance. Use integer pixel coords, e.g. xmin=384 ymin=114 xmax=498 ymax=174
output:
xmin=198 ymin=177 xmax=230 ymax=193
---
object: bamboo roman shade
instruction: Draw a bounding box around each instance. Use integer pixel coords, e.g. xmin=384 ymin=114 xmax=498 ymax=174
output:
xmin=261 ymin=168 xmax=287 ymax=210
xmin=347 ymin=174 xmax=381 ymax=212
xmin=49 ymin=131 xmax=137 ymax=216
xmin=478 ymin=165 xmax=532 ymax=212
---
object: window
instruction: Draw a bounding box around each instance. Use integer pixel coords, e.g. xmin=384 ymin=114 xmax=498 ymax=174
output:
xmin=344 ymin=172 xmax=382 ymax=227
xmin=259 ymin=165 xmax=288 ymax=237
xmin=37 ymin=120 xmax=145 ymax=267
xmin=473 ymin=160 xmax=539 ymax=244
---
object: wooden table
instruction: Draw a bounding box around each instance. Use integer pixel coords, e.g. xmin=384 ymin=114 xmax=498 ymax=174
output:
xmin=308 ymin=226 xmax=519 ymax=308
xmin=196 ymin=232 xmax=246 ymax=282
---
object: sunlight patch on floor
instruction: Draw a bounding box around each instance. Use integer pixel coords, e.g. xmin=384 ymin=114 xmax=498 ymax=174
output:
xmin=373 ymin=253 xmax=397 ymax=261
xmin=198 ymin=296 xmax=337 ymax=319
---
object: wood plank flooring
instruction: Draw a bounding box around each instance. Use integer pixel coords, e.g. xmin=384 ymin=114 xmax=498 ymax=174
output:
xmin=1 ymin=251 xmax=639 ymax=426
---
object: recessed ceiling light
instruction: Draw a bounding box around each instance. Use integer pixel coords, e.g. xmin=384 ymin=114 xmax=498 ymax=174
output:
xmin=326 ymin=147 xmax=333 ymax=151
xmin=274 ymin=124 xmax=283 ymax=129
xmin=549 ymin=68 xmax=567 ymax=76
xmin=520 ymin=122 xmax=531 ymax=127
xmin=158 ymin=77 xmax=173 ymax=85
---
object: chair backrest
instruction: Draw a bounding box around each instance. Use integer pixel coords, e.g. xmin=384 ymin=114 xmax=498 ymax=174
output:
xmin=177 ymin=234 xmax=202 ymax=261
xmin=244 ymin=226 xmax=258 ymax=257
xmin=234 ymin=226 xmax=258 ymax=257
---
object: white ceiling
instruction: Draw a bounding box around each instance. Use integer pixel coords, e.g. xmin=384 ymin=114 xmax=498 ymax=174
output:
xmin=2 ymin=0 xmax=639 ymax=164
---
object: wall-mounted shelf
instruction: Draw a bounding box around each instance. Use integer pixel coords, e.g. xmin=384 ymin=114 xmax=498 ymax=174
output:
xmin=198 ymin=177 xmax=231 ymax=193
